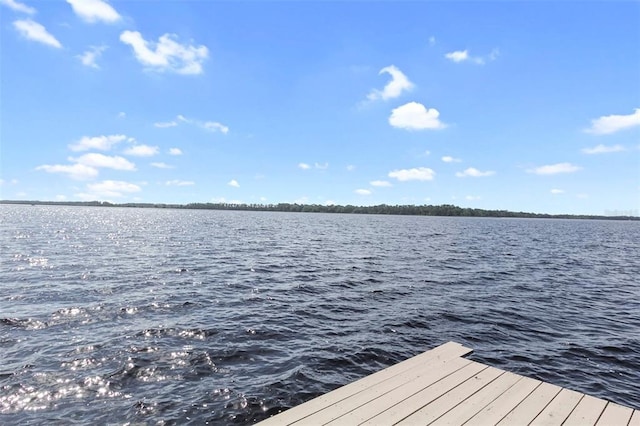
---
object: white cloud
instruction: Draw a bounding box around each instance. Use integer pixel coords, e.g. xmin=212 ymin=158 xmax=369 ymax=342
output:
xmin=85 ymin=180 xmax=141 ymax=198
xmin=428 ymin=36 xmax=436 ymax=46
xmin=202 ymin=121 xmax=229 ymax=134
xmin=118 ymin=112 xmax=126 ymax=118
xmin=355 ymin=189 xmax=372 ymax=195
xmin=370 ymin=180 xmax=392 ymax=187
xmin=228 ymin=179 xmax=240 ymax=187
xmin=168 ymin=115 xmax=229 ymax=133
xmin=346 ymin=165 xmax=356 ymax=171
xmin=585 ymin=109 xmax=640 ymax=134
xmin=36 ymin=163 xmax=98 ymax=180
xmin=389 ymin=102 xmax=446 ymax=130
xmin=71 ymin=153 xmax=136 ymax=171
xmin=388 ymin=167 xmax=436 ymax=181
xmin=551 ymin=189 xmax=564 ymax=194
xmin=210 ymin=196 xmax=242 ymax=204
xmin=123 ymin=144 xmax=159 ymax=157
xmin=168 ymin=148 xmax=183 ymax=156
xmin=166 ymin=180 xmax=194 ymax=186
xmin=1 ymin=0 xmax=36 ymax=14
xmin=445 ymin=50 xmax=469 ymax=63
xmin=13 ymin=19 xmax=61 ymax=48
xmin=151 ymin=162 xmax=174 ymax=169
xmin=77 ymin=45 xmax=107 ymax=69
xmin=68 ymin=134 xmax=127 ymax=151
xmin=442 ymin=156 xmax=461 ymax=163
xmin=120 ymin=31 xmax=208 ymax=75
xmin=456 ymin=167 xmax=495 ymax=177
xmin=155 ymin=121 xmax=177 ymax=128
xmin=55 ymin=195 xmax=67 ymax=201
xmin=445 ymin=48 xmax=498 ymax=65
xmin=465 ymin=195 xmax=481 ymax=201
xmin=298 ymin=162 xmax=328 ymax=170
xmin=66 ymin=0 xmax=120 ymax=24
xmin=581 ymin=144 xmax=626 ymax=154
xmin=528 ymin=162 xmax=582 ymax=175
xmin=367 ymin=65 xmax=414 ymax=101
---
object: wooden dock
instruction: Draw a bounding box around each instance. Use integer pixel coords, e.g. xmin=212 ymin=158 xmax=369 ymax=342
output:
xmin=258 ymin=341 xmax=639 ymax=425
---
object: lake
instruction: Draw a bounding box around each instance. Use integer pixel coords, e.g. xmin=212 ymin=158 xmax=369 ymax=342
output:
xmin=1 ymin=205 xmax=638 ymax=424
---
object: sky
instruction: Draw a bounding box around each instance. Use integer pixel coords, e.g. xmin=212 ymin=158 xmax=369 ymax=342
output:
xmin=1 ymin=0 xmax=639 ymax=215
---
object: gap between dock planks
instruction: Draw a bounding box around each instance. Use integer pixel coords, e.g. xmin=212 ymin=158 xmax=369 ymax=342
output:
xmin=258 ymin=341 xmax=638 ymax=425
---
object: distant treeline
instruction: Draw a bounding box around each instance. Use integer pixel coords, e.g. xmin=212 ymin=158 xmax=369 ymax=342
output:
xmin=2 ymin=199 xmax=638 ymax=220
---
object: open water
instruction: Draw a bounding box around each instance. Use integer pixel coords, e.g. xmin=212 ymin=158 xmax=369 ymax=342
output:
xmin=1 ymin=205 xmax=639 ymax=424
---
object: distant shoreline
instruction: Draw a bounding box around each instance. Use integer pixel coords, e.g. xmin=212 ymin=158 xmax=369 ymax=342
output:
xmin=2 ymin=200 xmax=638 ymax=221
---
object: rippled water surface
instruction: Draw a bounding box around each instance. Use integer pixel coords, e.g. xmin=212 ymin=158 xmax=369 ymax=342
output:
xmin=1 ymin=205 xmax=639 ymax=424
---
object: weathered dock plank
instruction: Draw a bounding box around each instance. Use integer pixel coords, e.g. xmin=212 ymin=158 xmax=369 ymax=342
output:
xmin=257 ymin=342 xmax=638 ymax=425
xmin=428 ymin=371 xmax=522 ymax=425
xmin=495 ymin=381 xmax=562 ymax=425
xmin=529 ymin=388 xmax=584 ymax=425
xmin=464 ymin=374 xmax=541 ymax=426
xmin=258 ymin=341 xmax=472 ymax=425
xmin=322 ymin=356 xmax=471 ymax=425
xmin=595 ymin=402 xmax=634 ymax=425
xmin=360 ymin=361 xmax=487 ymax=425
xmin=388 ymin=364 xmax=504 ymax=425
xmin=562 ymin=394 xmax=608 ymax=426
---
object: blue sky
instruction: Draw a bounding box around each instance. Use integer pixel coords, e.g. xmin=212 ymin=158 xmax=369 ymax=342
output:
xmin=1 ymin=0 xmax=639 ymax=215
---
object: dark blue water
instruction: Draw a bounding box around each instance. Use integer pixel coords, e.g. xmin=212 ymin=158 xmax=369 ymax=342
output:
xmin=1 ymin=205 xmax=638 ymax=424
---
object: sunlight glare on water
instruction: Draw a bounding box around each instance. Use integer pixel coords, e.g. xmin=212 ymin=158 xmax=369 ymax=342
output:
xmin=1 ymin=205 xmax=639 ymax=424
